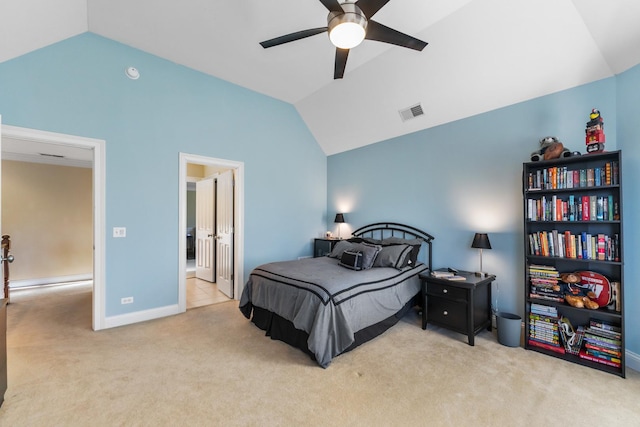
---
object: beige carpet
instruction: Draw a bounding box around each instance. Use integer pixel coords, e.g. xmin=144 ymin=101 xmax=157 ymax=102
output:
xmin=2 ymin=283 xmax=639 ymax=426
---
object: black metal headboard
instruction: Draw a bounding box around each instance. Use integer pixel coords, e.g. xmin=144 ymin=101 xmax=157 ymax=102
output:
xmin=351 ymin=222 xmax=434 ymax=272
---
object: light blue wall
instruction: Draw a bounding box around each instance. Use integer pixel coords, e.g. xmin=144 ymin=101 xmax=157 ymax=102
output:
xmin=0 ymin=33 xmax=327 ymax=316
xmin=328 ymin=78 xmax=619 ymax=330
xmin=2 ymin=30 xmax=637 ymax=360
xmin=616 ymin=64 xmax=640 ymax=358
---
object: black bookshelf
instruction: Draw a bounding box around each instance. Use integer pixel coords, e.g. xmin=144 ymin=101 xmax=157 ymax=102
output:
xmin=523 ymin=151 xmax=625 ymax=377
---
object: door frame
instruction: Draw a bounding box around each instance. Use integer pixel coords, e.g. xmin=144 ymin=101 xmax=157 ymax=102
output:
xmin=1 ymin=124 xmax=106 ymax=330
xmin=178 ymin=153 xmax=244 ymax=311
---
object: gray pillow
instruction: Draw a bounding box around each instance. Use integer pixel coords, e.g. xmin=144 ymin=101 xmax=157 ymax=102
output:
xmin=328 ymin=240 xmax=355 ymax=258
xmin=381 ymin=237 xmax=423 ymax=266
xmin=350 ymin=242 xmax=382 ymax=269
xmin=373 ymin=244 xmax=413 ymax=269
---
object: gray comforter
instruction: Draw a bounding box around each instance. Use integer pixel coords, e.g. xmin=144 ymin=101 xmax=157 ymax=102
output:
xmin=240 ymin=256 xmax=427 ymax=367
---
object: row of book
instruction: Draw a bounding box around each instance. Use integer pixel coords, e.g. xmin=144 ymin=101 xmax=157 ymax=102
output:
xmin=430 ymin=270 xmax=466 ymax=281
xmin=526 ymin=194 xmax=619 ymax=222
xmin=528 ymin=265 xmax=563 ymax=303
xmin=528 ymin=264 xmax=559 ymax=279
xmin=526 ymin=161 xmax=619 ymax=191
xmin=528 ymin=230 xmax=620 ymax=261
xmin=527 ymin=307 xmax=623 ymax=369
xmin=528 ymin=304 xmax=564 ymax=353
xmin=579 ymin=320 xmax=622 ymax=368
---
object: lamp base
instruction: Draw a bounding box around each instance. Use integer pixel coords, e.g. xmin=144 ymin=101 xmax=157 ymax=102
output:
xmin=475 ymin=271 xmax=489 ymax=277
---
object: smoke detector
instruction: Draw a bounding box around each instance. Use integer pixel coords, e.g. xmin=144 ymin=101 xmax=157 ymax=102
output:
xmin=125 ymin=67 xmax=140 ymax=80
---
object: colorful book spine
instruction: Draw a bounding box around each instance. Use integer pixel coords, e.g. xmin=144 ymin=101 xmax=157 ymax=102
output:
xmin=582 ymin=196 xmax=589 ymax=221
xmin=529 ymin=339 xmax=565 ymax=354
xmin=579 ymin=349 xmax=621 ymax=368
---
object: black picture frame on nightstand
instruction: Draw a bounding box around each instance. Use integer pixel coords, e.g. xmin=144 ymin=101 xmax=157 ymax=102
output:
xmin=420 ymin=269 xmax=495 ymax=346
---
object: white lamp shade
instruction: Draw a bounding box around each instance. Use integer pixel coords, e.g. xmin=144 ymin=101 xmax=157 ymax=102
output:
xmin=327 ymin=3 xmax=367 ymax=49
xmin=329 ymin=22 xmax=366 ymax=49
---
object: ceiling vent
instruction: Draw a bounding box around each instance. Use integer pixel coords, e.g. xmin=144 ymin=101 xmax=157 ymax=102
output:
xmin=399 ymin=103 xmax=424 ymax=122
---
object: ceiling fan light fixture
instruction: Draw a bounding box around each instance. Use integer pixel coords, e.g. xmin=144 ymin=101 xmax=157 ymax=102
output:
xmin=328 ymin=3 xmax=367 ymax=49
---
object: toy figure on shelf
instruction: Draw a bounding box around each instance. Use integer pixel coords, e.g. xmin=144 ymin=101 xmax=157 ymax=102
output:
xmin=585 ymin=108 xmax=605 ymax=153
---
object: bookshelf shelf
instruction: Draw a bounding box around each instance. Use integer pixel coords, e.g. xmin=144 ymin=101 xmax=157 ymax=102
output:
xmin=527 ymin=298 xmax=622 ymax=319
xmin=526 ymin=184 xmax=620 ymax=194
xmin=527 ymin=220 xmax=620 ymax=226
xmin=526 ymin=255 xmax=622 ymax=266
xmin=523 ymin=151 xmax=625 ymax=377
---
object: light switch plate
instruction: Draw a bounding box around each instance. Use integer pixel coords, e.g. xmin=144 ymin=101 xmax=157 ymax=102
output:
xmin=113 ymin=227 xmax=126 ymax=238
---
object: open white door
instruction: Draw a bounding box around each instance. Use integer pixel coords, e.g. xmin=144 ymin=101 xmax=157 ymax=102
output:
xmin=216 ymin=170 xmax=233 ymax=298
xmin=195 ymin=177 xmax=215 ymax=282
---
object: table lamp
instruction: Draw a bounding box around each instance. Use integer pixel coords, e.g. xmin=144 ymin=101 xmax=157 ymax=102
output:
xmin=334 ymin=213 xmax=345 ymax=239
xmin=471 ymin=233 xmax=491 ymax=277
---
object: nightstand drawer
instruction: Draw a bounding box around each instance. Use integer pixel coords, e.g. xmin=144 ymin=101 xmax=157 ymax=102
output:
xmin=426 ymin=297 xmax=467 ymax=331
xmin=426 ymin=282 xmax=467 ymax=300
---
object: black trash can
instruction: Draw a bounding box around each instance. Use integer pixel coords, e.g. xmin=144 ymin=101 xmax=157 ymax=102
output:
xmin=497 ymin=312 xmax=521 ymax=347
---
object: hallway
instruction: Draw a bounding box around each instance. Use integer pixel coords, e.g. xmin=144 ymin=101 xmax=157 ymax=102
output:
xmin=186 ymin=276 xmax=231 ymax=309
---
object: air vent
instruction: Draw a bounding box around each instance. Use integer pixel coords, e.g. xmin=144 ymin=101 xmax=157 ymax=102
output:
xmin=39 ymin=153 xmax=64 ymax=158
xmin=399 ymin=103 xmax=424 ymax=122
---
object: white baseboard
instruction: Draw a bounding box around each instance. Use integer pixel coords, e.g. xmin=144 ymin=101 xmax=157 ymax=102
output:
xmin=10 ymin=274 xmax=93 ymax=288
xmin=103 ymin=304 xmax=182 ymax=329
xmin=626 ymin=349 xmax=640 ymax=373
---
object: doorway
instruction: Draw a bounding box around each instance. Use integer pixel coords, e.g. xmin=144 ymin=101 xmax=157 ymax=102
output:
xmin=0 ymin=122 xmax=106 ymax=330
xmin=178 ymin=153 xmax=244 ymax=312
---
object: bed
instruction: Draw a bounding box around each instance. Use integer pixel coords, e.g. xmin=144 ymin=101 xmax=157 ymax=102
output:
xmin=239 ymin=222 xmax=434 ymax=368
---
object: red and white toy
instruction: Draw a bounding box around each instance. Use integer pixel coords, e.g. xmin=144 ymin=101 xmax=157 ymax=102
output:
xmin=585 ymin=108 xmax=605 ymax=153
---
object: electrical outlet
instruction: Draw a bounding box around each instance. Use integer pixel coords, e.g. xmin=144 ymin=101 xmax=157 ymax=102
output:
xmin=121 ymin=297 xmax=134 ymax=304
xmin=113 ymin=227 xmax=126 ymax=238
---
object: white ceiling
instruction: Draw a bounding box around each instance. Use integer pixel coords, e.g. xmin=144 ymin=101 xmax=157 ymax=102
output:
xmin=2 ymin=0 xmax=640 ymax=156
xmin=2 ymin=137 xmax=93 ymax=168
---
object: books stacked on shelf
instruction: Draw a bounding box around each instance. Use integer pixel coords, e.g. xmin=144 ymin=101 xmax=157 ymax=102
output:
xmin=525 ymin=194 xmax=619 ymax=222
xmin=526 ymin=161 xmax=619 ymax=191
xmin=528 ymin=265 xmax=563 ymax=302
xmin=431 ymin=271 xmax=466 ymax=281
xmin=528 ymin=303 xmax=564 ymax=354
xmin=527 ymin=230 xmax=620 ymax=261
xmin=579 ymin=320 xmax=622 ymax=368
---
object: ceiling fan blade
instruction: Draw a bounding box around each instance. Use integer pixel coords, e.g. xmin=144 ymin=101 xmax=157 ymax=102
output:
xmin=334 ymin=48 xmax=349 ymax=79
xmin=319 ymin=0 xmax=345 ymax=14
xmin=260 ymin=27 xmax=328 ymax=48
xmin=355 ymin=0 xmax=391 ymax=18
xmin=365 ymin=20 xmax=428 ymax=51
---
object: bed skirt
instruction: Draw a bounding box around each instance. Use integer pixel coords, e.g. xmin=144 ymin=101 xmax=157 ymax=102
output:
xmin=249 ymin=294 xmax=419 ymax=365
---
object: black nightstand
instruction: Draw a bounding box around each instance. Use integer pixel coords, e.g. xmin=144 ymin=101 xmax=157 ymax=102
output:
xmin=419 ymin=269 xmax=495 ymax=346
xmin=313 ymin=238 xmax=341 ymax=257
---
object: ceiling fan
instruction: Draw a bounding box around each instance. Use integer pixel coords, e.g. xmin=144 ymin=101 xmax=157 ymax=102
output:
xmin=260 ymin=0 xmax=428 ymax=79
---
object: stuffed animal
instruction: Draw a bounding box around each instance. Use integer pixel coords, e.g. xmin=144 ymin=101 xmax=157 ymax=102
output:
xmin=561 ymin=272 xmax=599 ymax=310
xmin=530 ymin=136 xmax=572 ymax=162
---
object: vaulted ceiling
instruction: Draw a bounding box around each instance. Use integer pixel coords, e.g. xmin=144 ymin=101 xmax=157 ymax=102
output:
xmin=2 ymin=0 xmax=640 ymax=155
